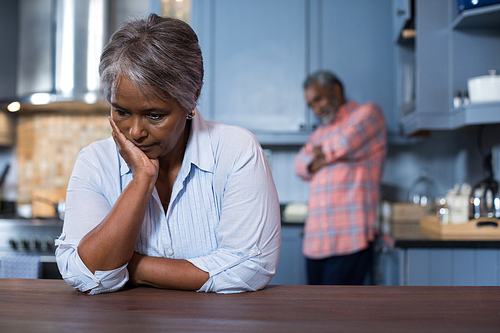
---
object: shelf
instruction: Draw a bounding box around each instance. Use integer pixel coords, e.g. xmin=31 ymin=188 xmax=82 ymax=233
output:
xmin=449 ymin=102 xmax=500 ymax=128
xmin=253 ymin=132 xmax=312 ymax=146
xmin=452 ymin=3 xmax=500 ymax=30
xmin=400 ymin=102 xmax=500 ymax=135
xmin=400 ymin=112 xmax=450 ymax=135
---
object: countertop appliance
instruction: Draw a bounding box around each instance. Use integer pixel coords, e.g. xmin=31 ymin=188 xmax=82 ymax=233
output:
xmin=469 ymin=151 xmax=500 ymax=219
xmin=0 ymin=217 xmax=63 ymax=279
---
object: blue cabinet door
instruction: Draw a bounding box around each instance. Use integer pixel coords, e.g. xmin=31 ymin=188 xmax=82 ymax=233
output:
xmin=192 ymin=0 xmax=308 ymax=133
xmin=406 ymin=248 xmax=500 ymax=286
xmin=270 ymin=225 xmax=307 ymax=285
xmin=373 ymin=239 xmax=405 ymax=286
xmin=312 ymin=0 xmax=396 ymax=133
xmin=191 ymin=0 xmax=397 ymax=139
xmin=375 ymin=244 xmax=500 ymax=286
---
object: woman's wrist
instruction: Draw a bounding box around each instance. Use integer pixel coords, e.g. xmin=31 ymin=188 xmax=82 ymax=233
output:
xmin=130 ymin=172 xmax=157 ymax=194
xmin=127 ymin=252 xmax=144 ymax=286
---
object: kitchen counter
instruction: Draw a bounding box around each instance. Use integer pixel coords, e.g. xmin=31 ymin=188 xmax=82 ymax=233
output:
xmin=376 ymin=223 xmax=500 ymax=286
xmin=1 ymin=279 xmax=500 ymax=332
xmin=385 ymin=224 xmax=500 ymax=249
xmin=281 ymin=219 xmax=500 ymax=248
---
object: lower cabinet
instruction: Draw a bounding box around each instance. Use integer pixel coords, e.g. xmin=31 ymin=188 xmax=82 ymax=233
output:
xmin=270 ymin=224 xmax=307 ymax=285
xmin=373 ymin=241 xmax=405 ymax=286
xmin=374 ymin=242 xmax=500 ymax=286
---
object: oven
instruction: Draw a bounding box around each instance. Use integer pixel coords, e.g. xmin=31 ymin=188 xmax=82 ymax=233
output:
xmin=0 ymin=218 xmax=63 ymax=279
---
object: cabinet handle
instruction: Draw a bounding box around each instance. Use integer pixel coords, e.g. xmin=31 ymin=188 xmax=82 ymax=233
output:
xmin=396 ymin=9 xmax=406 ymax=16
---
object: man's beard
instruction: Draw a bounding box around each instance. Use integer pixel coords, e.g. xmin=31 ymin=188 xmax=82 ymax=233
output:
xmin=317 ymin=100 xmax=340 ymax=125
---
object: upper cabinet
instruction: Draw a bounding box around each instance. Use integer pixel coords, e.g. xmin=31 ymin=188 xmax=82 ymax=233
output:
xmin=393 ymin=0 xmax=412 ymax=43
xmin=192 ymin=0 xmax=310 ymax=145
xmin=310 ymin=0 xmax=395 ymax=133
xmin=191 ymin=0 xmax=395 ymax=145
xmin=397 ymin=0 xmax=500 ymax=136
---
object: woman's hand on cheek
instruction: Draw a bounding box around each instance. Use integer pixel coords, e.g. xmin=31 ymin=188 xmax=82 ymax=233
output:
xmin=109 ymin=117 xmax=159 ymax=182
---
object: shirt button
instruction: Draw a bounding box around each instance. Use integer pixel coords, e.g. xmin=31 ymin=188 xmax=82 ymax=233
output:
xmin=167 ymin=249 xmax=173 ymax=256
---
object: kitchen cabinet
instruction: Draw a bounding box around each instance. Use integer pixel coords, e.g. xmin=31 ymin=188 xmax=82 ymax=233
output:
xmin=310 ymin=0 xmax=396 ymax=133
xmin=191 ymin=0 xmax=311 ymax=145
xmin=191 ymin=0 xmax=396 ymax=144
xmin=392 ymin=0 xmax=412 ymax=42
xmin=374 ymin=236 xmax=500 ymax=286
xmin=269 ymin=224 xmax=307 ymax=285
xmin=398 ymin=0 xmax=500 ymax=135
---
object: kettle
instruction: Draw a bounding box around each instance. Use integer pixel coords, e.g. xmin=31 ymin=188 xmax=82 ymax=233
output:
xmin=469 ymin=151 xmax=500 ymax=219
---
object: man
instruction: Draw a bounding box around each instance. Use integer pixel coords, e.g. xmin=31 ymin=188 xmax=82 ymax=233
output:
xmin=295 ymin=70 xmax=386 ymax=285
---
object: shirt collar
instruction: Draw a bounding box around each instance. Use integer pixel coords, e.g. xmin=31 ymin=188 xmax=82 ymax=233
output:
xmin=182 ymin=108 xmax=214 ymax=174
xmin=118 ymin=107 xmax=214 ymax=178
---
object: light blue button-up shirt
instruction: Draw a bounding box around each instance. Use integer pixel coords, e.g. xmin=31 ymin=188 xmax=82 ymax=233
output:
xmin=55 ymin=110 xmax=281 ymax=294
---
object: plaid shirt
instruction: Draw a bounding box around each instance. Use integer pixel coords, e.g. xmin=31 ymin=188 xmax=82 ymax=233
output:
xmin=295 ymin=101 xmax=386 ymax=259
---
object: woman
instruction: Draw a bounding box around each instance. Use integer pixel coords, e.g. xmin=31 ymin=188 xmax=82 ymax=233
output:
xmin=55 ymin=14 xmax=281 ymax=294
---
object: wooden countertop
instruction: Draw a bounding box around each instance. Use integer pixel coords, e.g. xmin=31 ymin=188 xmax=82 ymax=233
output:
xmin=384 ymin=224 xmax=500 ymax=249
xmin=1 ymin=279 xmax=499 ymax=332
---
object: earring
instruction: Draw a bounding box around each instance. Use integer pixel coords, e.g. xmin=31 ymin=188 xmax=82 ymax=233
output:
xmin=186 ymin=109 xmax=195 ymax=120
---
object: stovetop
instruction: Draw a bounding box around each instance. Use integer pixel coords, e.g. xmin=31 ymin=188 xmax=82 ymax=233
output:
xmin=0 ymin=216 xmax=63 ymax=258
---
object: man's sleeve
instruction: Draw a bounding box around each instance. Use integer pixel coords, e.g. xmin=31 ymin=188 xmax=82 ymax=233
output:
xmin=321 ymin=103 xmax=386 ymax=163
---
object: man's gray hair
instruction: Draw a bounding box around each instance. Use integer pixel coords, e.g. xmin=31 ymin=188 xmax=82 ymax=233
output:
xmin=303 ymin=70 xmax=343 ymax=94
xmin=99 ymin=14 xmax=204 ymax=112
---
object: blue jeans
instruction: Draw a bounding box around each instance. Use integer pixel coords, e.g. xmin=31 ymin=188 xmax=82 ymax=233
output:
xmin=306 ymin=243 xmax=373 ymax=285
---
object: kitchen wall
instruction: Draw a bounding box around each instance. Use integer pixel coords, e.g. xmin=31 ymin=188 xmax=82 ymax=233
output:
xmin=15 ymin=113 xmax=109 ymax=208
xmin=268 ymin=124 xmax=500 ymax=204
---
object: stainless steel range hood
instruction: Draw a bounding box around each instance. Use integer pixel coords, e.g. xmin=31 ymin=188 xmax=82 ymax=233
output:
xmin=5 ymin=0 xmax=157 ymax=113
xmin=13 ymin=0 xmax=109 ymax=112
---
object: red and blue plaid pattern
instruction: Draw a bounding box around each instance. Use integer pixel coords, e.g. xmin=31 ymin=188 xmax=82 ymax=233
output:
xmin=295 ymin=101 xmax=387 ymax=258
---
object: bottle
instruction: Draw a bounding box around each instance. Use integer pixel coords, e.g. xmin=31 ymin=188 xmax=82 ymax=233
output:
xmin=436 ymin=197 xmax=449 ymax=225
xmin=463 ymin=91 xmax=470 ymax=106
xmin=453 ymin=91 xmax=462 ymax=108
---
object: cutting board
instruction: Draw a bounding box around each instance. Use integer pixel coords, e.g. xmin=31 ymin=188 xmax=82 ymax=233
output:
xmin=420 ymin=215 xmax=500 ymax=240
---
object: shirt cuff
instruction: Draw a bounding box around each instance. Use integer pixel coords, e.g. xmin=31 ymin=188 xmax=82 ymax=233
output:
xmin=55 ymin=233 xmax=129 ymax=294
xmin=187 ymin=245 xmax=262 ymax=293
xmin=72 ymin=251 xmax=129 ymax=295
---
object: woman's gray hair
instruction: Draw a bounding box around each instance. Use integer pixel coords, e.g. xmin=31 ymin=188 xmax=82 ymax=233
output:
xmin=99 ymin=13 xmax=203 ymax=112
xmin=303 ymin=70 xmax=343 ymax=95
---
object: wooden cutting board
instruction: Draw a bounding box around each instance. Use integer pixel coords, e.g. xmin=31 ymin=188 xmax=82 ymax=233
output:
xmin=420 ymin=215 xmax=500 ymax=240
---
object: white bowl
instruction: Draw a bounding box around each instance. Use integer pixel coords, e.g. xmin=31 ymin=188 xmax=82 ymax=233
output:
xmin=467 ymin=71 xmax=500 ymax=103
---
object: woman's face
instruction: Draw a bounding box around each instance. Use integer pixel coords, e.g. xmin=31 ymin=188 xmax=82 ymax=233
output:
xmin=110 ymin=77 xmax=188 ymax=161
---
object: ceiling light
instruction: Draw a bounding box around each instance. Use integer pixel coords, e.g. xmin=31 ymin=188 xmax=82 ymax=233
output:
xmin=7 ymin=101 xmax=21 ymax=112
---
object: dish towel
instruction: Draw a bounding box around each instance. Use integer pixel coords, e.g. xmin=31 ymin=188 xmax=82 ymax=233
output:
xmin=0 ymin=254 xmax=41 ymax=279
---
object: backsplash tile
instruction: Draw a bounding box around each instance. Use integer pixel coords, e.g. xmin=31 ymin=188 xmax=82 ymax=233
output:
xmin=16 ymin=113 xmax=110 ymax=205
